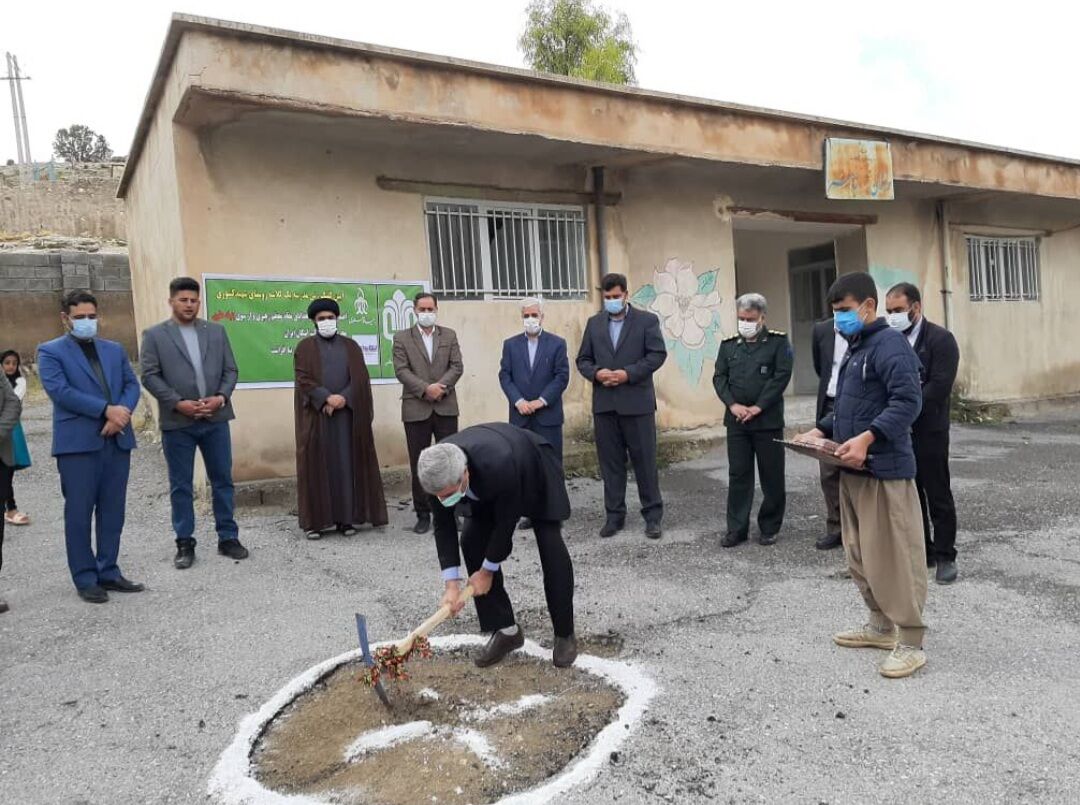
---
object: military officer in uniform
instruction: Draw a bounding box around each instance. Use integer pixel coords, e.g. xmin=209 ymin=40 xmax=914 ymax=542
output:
xmin=712 ymin=293 xmax=794 ymax=547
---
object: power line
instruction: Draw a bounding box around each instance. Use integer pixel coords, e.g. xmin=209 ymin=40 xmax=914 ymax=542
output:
xmin=2 ymin=52 xmax=33 ymax=178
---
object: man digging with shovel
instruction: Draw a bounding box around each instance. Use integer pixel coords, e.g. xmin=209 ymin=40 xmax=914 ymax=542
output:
xmin=417 ymin=423 xmax=577 ymax=669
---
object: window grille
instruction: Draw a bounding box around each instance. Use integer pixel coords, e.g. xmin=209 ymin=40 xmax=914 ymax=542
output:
xmin=424 ymin=199 xmax=588 ymax=300
xmin=966 ymin=236 xmax=1041 ymax=302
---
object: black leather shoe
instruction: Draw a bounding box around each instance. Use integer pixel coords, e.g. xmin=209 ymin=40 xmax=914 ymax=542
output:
xmin=816 ymin=533 xmax=843 ymax=550
xmin=100 ymin=577 xmax=145 ymax=593
xmin=77 ymin=585 xmax=109 ymax=604
xmin=174 ymin=541 xmax=195 ymax=569
xmin=721 ymin=532 xmax=748 ymax=548
xmin=553 ymin=635 xmax=578 ymax=668
xmin=645 ymin=521 xmax=662 ymax=540
xmin=412 ymin=514 xmax=431 ymax=534
xmin=935 ymin=560 xmax=958 ymax=584
xmin=218 ymin=540 xmax=249 ymax=560
xmin=599 ymin=519 xmax=625 ymax=538
xmin=518 ymin=517 xmax=534 ymax=530
xmin=474 ymin=628 xmax=525 ymax=668
xmin=758 ymin=532 xmax=778 ymax=546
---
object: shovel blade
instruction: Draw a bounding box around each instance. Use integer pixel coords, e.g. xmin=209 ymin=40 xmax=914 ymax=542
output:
xmin=355 ymin=613 xmax=392 ymax=709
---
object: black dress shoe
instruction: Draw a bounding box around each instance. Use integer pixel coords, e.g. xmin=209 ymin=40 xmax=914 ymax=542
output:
xmin=721 ymin=532 xmax=748 ymax=548
xmin=412 ymin=514 xmax=432 ymax=534
xmin=474 ymin=628 xmax=525 ymax=668
xmin=599 ymin=519 xmax=625 ymax=538
xmin=815 ymin=533 xmax=843 ymax=550
xmin=175 ymin=541 xmax=195 ymax=569
xmin=757 ymin=532 xmax=778 ymax=546
xmin=100 ymin=577 xmax=145 ymax=593
xmin=518 ymin=517 xmax=534 ymax=530
xmin=644 ymin=521 xmax=662 ymax=540
xmin=935 ymin=560 xmax=958 ymax=584
xmin=218 ymin=539 xmax=249 ymax=560
xmin=553 ymin=635 xmax=578 ymax=668
xmin=77 ymin=586 xmax=109 ymax=604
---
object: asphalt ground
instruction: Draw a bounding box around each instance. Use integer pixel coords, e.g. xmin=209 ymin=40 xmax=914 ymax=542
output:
xmin=1 ymin=400 xmax=1078 ymax=804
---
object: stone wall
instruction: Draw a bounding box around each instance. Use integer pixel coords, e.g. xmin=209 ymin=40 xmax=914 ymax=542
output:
xmin=0 ymin=163 xmax=127 ymax=240
xmin=0 ymin=249 xmax=136 ymax=359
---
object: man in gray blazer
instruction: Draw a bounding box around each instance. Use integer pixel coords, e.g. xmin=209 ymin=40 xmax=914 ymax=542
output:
xmin=392 ymin=292 xmax=464 ymax=534
xmin=576 ymin=273 xmax=668 ymax=539
xmin=140 ymin=277 xmax=247 ymax=569
xmin=0 ymin=377 xmax=21 ymax=613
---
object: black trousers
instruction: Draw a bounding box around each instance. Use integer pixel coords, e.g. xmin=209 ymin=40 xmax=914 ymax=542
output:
xmin=914 ymin=431 xmax=958 ymax=562
xmin=594 ymin=412 xmax=663 ymax=523
xmin=405 ymin=414 xmax=458 ymax=513
xmin=726 ymin=428 xmax=786 ymax=538
xmin=460 ymin=514 xmax=575 ymax=638
xmin=0 ymin=460 xmax=13 ymax=575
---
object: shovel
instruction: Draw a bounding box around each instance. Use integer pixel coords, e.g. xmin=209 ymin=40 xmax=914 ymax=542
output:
xmin=355 ymin=613 xmax=392 ymax=709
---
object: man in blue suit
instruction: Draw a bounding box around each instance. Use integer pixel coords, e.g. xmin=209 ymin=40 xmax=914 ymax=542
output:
xmin=38 ymin=291 xmax=144 ymax=603
xmin=499 ymin=298 xmax=570 ymax=529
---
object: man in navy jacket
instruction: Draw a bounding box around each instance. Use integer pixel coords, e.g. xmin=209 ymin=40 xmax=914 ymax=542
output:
xmin=38 ymin=291 xmax=144 ymax=604
xmin=796 ymin=272 xmax=928 ymax=679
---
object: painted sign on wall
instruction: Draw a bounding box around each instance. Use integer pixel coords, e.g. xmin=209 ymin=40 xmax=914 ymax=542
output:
xmin=203 ymin=275 xmax=428 ymax=388
xmin=825 ymin=138 xmax=895 ymax=200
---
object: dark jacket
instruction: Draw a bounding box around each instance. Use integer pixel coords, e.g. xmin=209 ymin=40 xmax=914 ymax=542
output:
xmin=819 ymin=319 xmax=923 ymax=480
xmin=432 ymin=423 xmax=571 ymax=570
xmin=911 ymin=319 xmax=960 ymax=435
xmin=712 ymin=329 xmax=794 ymax=431
xmin=498 ymin=331 xmax=570 ymax=427
xmin=812 ymin=318 xmax=839 ymax=423
xmin=575 ymin=305 xmax=667 ymax=416
xmin=139 ymin=318 xmax=238 ymax=431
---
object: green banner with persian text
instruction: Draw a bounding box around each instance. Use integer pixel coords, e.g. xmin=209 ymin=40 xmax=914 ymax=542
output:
xmin=202 ymin=275 xmax=428 ymax=387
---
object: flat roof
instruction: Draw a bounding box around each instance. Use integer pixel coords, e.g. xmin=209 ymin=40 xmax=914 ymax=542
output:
xmin=119 ymin=13 xmax=1080 ymax=198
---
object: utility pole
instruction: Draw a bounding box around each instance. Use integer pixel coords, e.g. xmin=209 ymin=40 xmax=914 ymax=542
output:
xmin=2 ymin=52 xmax=33 ymax=180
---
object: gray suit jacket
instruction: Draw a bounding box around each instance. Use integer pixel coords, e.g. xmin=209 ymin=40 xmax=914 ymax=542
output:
xmin=0 ymin=378 xmax=21 ymax=468
xmin=392 ymin=324 xmax=463 ymax=423
xmin=139 ymin=318 xmax=238 ymax=431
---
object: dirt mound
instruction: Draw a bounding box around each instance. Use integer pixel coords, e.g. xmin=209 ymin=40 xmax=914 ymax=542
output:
xmin=251 ymin=647 xmax=625 ymax=804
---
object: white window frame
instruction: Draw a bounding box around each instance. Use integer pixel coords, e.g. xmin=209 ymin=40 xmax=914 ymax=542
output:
xmin=423 ymin=196 xmax=589 ymax=301
xmin=965 ymin=235 xmax=1041 ymax=302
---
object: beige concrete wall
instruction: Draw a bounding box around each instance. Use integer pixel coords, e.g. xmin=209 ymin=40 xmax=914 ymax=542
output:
xmin=0 ymin=164 xmax=126 ymax=240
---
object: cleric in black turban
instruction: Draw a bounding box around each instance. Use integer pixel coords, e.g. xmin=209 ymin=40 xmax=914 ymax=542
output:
xmin=306 ymin=297 xmax=341 ymax=320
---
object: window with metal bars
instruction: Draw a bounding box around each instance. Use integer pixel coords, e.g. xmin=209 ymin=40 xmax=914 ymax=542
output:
xmin=424 ymin=199 xmax=588 ymax=300
xmin=965 ymin=235 xmax=1041 ymax=302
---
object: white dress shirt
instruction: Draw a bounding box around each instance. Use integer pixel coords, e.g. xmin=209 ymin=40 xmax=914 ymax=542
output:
xmin=419 ymin=325 xmax=435 ymax=361
xmin=906 ymin=317 xmax=924 ymax=347
xmin=826 ymin=331 xmax=849 ymax=399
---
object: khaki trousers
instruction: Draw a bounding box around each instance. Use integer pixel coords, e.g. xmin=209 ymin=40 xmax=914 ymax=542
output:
xmin=839 ymin=472 xmax=928 ymax=647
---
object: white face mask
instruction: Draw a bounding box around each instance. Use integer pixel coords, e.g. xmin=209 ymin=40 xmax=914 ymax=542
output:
xmin=886 ymin=311 xmax=912 ymax=331
xmin=523 ymin=315 xmax=542 ymax=336
xmin=417 ymin=311 xmax=437 ymax=329
xmin=316 ymin=319 xmax=338 ymax=338
xmin=737 ymin=320 xmax=760 ymax=339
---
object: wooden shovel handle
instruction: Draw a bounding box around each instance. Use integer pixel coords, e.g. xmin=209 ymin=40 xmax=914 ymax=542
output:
xmin=395 ymin=585 xmax=474 ymax=655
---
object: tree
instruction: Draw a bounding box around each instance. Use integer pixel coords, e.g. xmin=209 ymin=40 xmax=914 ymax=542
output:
xmin=520 ymin=0 xmax=637 ymax=85
xmin=53 ymin=125 xmax=113 ymax=163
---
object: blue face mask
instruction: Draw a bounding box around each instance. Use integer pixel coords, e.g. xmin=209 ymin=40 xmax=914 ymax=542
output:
xmin=604 ymin=298 xmax=625 ymax=315
xmin=70 ymin=318 xmax=98 ymax=340
xmin=834 ymin=309 xmax=864 ymax=338
xmin=439 ymin=481 xmax=466 ymax=508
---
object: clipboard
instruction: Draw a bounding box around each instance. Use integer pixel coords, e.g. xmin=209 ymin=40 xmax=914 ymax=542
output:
xmin=776 ymin=438 xmax=865 ymax=471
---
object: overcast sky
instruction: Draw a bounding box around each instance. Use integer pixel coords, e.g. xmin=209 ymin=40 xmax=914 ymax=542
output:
xmin=3 ymin=0 xmax=1078 ymax=164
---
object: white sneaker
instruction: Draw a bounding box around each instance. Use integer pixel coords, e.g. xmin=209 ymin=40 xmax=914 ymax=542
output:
xmin=878 ymin=644 xmax=927 ymax=678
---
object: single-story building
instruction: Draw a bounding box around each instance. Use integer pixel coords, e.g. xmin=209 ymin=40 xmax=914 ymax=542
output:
xmin=121 ymin=14 xmax=1080 ymax=481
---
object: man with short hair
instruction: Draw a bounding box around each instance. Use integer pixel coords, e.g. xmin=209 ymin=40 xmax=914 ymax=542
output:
xmin=796 ymin=272 xmax=927 ymax=678
xmin=393 ymin=292 xmax=463 ymax=534
xmin=38 ymin=291 xmax=144 ymax=603
xmin=140 ymin=277 xmax=247 ymax=569
xmin=418 ymin=423 xmax=576 ymax=669
xmin=713 ymin=293 xmax=794 ymax=547
xmin=576 ymin=273 xmax=667 ymax=539
xmin=885 ymin=282 xmax=961 ymax=584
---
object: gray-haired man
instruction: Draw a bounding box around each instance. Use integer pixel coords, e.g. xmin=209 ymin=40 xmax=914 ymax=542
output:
xmin=712 ymin=293 xmax=794 ymax=547
xmin=418 ymin=423 xmax=576 ymax=669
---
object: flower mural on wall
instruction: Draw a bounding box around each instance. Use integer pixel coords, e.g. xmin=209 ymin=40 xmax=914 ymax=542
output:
xmin=631 ymin=258 xmax=724 ymax=386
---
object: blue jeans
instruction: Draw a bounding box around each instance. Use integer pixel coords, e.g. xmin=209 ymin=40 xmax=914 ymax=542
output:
xmin=162 ymin=421 xmax=238 ymax=545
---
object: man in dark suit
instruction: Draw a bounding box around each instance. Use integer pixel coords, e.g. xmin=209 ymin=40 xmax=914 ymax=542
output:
xmin=38 ymin=291 xmax=144 ymax=603
xmin=811 ymin=316 xmax=848 ymax=550
xmin=418 ymin=423 xmax=576 ymax=669
xmin=885 ymin=283 xmax=960 ymax=584
xmin=140 ymin=277 xmax=247 ymax=570
xmin=576 ymin=273 xmax=667 ymax=539
xmin=392 ymin=292 xmax=464 ymax=534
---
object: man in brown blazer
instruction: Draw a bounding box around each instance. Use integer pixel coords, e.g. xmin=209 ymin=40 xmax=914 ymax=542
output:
xmin=393 ymin=292 xmax=464 ymax=533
